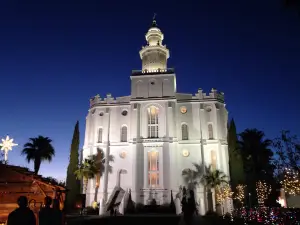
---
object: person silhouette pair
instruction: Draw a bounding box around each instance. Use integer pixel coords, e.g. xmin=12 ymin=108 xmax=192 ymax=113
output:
xmin=7 ymin=196 xmax=36 ymax=225
xmin=181 ymin=188 xmax=197 ymax=225
xmin=7 ymin=195 xmax=63 ymax=225
xmin=39 ymin=196 xmax=63 ymax=225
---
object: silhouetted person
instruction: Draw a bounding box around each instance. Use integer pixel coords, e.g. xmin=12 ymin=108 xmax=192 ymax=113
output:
xmin=7 ymin=196 xmax=36 ymax=225
xmin=52 ymin=199 xmax=63 ymax=225
xmin=39 ymin=196 xmax=53 ymax=225
xmin=181 ymin=187 xmax=187 ymax=215
xmin=183 ymin=190 xmax=197 ymax=225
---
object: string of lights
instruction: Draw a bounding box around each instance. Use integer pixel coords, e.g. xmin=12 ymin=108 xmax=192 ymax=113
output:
xmin=256 ymin=180 xmax=271 ymax=207
xmin=231 ymin=207 xmax=298 ymax=225
xmin=280 ymin=168 xmax=300 ymax=196
xmin=234 ymin=184 xmax=246 ymax=206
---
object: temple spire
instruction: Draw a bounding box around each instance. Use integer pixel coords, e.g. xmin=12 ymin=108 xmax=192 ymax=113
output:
xmin=140 ymin=16 xmax=169 ymax=72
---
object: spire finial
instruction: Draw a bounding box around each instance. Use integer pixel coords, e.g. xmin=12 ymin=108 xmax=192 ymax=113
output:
xmin=151 ymin=13 xmax=157 ymax=27
xmin=153 ymin=13 xmax=157 ymax=21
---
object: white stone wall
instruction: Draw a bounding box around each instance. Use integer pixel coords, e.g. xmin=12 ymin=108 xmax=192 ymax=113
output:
xmin=130 ymin=74 xmax=176 ymax=98
xmin=82 ymin=22 xmax=229 ymax=214
xmin=83 ymin=87 xmax=229 ymax=213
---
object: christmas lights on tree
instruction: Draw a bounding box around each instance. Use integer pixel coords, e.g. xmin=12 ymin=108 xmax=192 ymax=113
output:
xmin=281 ymin=168 xmax=300 ymax=196
xmin=234 ymin=184 xmax=246 ymax=206
xmin=256 ymin=180 xmax=271 ymax=207
xmin=216 ymin=185 xmax=224 ymax=205
xmin=223 ymin=184 xmax=234 ymax=200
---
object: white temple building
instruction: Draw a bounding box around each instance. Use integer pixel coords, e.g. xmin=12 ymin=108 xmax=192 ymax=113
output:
xmin=82 ymin=18 xmax=230 ymax=215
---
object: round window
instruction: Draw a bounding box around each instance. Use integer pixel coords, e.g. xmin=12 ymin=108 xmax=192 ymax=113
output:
xmin=180 ymin=106 xmax=187 ymax=114
xmin=122 ymin=110 xmax=128 ymax=116
xmin=119 ymin=151 xmax=127 ymax=159
xmin=99 ymin=112 xmax=104 ymax=116
xmin=182 ymin=150 xmax=190 ymax=157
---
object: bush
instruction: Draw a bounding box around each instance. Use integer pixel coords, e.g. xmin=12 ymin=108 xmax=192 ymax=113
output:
xmin=205 ymin=210 xmax=219 ymax=217
xmin=134 ymin=203 xmax=176 ymax=214
xmin=84 ymin=206 xmax=99 ymax=215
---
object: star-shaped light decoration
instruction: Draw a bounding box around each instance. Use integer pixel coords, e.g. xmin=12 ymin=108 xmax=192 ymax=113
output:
xmin=0 ymin=135 xmax=18 ymax=162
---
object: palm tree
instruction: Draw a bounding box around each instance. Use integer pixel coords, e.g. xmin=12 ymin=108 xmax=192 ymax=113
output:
xmin=21 ymin=136 xmax=55 ymax=174
xmin=238 ymin=129 xmax=274 ymax=206
xmin=92 ymin=148 xmax=114 ymax=202
xmin=202 ymin=166 xmax=228 ymax=214
xmin=182 ymin=162 xmax=208 ymax=214
xmin=182 ymin=162 xmax=204 ymax=190
xmin=74 ymin=157 xmax=98 ymax=194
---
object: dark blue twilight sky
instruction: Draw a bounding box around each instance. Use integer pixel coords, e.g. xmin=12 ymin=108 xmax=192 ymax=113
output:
xmin=0 ymin=0 xmax=299 ymax=181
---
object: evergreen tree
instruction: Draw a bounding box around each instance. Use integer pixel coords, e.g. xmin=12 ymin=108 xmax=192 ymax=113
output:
xmin=228 ymin=119 xmax=245 ymax=191
xmin=169 ymin=190 xmax=176 ymax=214
xmin=65 ymin=121 xmax=80 ymax=211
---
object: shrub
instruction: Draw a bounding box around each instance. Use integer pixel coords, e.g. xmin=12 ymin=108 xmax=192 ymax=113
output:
xmin=84 ymin=206 xmax=99 ymax=215
xmin=205 ymin=210 xmax=219 ymax=217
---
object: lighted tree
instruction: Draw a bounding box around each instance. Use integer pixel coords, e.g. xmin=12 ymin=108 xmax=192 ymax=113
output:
xmin=216 ymin=184 xmax=234 ymax=205
xmin=234 ymin=184 xmax=246 ymax=206
xmin=281 ymin=168 xmax=300 ymax=196
xmin=256 ymin=180 xmax=271 ymax=207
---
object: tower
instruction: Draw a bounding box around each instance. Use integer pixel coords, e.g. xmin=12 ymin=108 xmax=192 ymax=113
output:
xmin=139 ymin=17 xmax=170 ymax=72
xmin=131 ymin=17 xmax=176 ymax=98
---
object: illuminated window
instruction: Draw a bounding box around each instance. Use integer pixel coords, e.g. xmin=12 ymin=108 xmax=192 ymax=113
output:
xmin=181 ymin=124 xmax=189 ymax=140
xmin=208 ymin=124 xmax=214 ymax=139
xmin=147 ymin=106 xmax=159 ymax=138
xmin=211 ymin=150 xmax=217 ymax=171
xmin=120 ymin=126 xmax=127 ymax=142
xmin=98 ymin=128 xmax=103 ymax=143
xmin=148 ymin=151 xmax=159 ymax=187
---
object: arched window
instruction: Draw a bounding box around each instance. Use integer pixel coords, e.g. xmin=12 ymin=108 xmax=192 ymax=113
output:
xmin=211 ymin=150 xmax=217 ymax=171
xmin=181 ymin=124 xmax=189 ymax=140
xmin=120 ymin=126 xmax=127 ymax=142
xmin=147 ymin=106 xmax=159 ymax=138
xmin=97 ymin=128 xmax=103 ymax=143
xmin=208 ymin=124 xmax=214 ymax=139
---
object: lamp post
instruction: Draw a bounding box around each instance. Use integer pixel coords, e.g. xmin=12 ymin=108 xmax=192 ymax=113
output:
xmin=0 ymin=135 xmax=18 ymax=163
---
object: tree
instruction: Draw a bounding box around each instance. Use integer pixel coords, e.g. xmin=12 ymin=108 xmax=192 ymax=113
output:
xmin=182 ymin=162 xmax=204 ymax=190
xmin=21 ymin=136 xmax=55 ymax=174
xmin=65 ymin=121 xmax=80 ymax=211
xmin=44 ymin=176 xmax=66 ymax=187
xmin=170 ymin=190 xmax=176 ymax=214
xmin=228 ymin=119 xmax=245 ymax=191
xmin=273 ymin=130 xmax=300 ymax=176
xmin=202 ymin=166 xmax=228 ymax=214
xmin=238 ymin=129 xmax=274 ymax=206
xmin=74 ymin=156 xmax=98 ymax=194
xmin=91 ymin=148 xmax=114 ymax=202
xmin=284 ymin=0 xmax=300 ymax=14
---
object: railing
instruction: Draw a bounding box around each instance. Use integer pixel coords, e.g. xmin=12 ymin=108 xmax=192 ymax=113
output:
xmin=131 ymin=68 xmax=175 ymax=76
